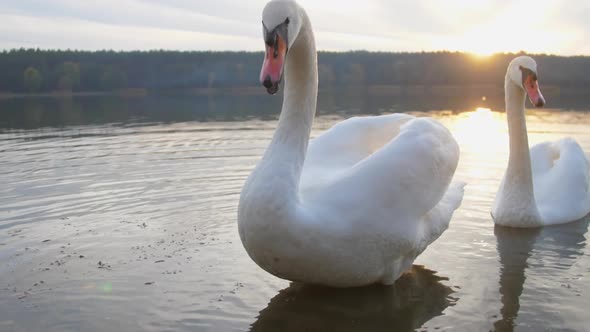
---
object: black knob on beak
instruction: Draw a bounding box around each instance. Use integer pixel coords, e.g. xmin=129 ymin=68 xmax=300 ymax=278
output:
xmin=262 ymin=75 xmax=273 ymax=89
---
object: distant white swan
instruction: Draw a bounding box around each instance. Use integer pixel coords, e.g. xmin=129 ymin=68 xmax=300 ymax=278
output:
xmin=238 ymin=0 xmax=465 ymax=287
xmin=492 ymin=56 xmax=590 ymax=227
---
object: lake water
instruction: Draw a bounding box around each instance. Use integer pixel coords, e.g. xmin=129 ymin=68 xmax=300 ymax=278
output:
xmin=1 ymin=92 xmax=589 ymax=332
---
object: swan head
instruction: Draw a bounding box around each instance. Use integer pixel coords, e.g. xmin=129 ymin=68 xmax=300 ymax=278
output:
xmin=260 ymin=0 xmax=303 ymax=95
xmin=506 ymin=56 xmax=545 ymax=108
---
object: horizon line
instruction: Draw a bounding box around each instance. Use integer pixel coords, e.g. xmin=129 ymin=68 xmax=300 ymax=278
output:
xmin=2 ymin=48 xmax=589 ymax=57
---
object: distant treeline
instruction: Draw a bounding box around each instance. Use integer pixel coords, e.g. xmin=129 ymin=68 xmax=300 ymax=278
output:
xmin=2 ymin=49 xmax=590 ymax=93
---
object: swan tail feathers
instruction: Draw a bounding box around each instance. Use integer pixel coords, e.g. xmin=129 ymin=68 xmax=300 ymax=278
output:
xmin=432 ymin=180 xmax=465 ymax=234
xmin=416 ymin=181 xmax=465 ymax=254
xmin=446 ymin=181 xmax=466 ymax=212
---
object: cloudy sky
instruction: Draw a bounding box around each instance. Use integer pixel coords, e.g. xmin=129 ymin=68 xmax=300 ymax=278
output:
xmin=1 ymin=0 xmax=588 ymax=55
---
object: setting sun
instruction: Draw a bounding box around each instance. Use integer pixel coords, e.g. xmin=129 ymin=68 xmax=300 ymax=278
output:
xmin=429 ymin=0 xmax=584 ymax=55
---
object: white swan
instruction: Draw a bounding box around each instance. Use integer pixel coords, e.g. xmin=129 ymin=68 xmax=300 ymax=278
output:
xmin=492 ymin=56 xmax=590 ymax=227
xmin=238 ymin=0 xmax=465 ymax=287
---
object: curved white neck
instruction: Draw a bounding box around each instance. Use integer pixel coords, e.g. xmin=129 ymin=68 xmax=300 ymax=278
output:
xmin=256 ymin=13 xmax=318 ymax=202
xmin=502 ymin=78 xmax=539 ymax=212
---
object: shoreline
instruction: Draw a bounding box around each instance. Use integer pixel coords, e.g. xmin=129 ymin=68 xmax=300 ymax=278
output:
xmin=0 ymin=84 xmax=582 ymax=99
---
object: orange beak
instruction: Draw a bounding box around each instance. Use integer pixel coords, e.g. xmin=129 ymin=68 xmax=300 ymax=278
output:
xmin=524 ymin=75 xmax=545 ymax=108
xmin=260 ymin=34 xmax=287 ymax=95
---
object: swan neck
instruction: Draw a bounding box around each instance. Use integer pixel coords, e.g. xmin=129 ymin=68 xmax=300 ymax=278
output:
xmin=262 ymin=12 xmax=318 ymax=198
xmin=504 ymin=78 xmax=536 ymax=202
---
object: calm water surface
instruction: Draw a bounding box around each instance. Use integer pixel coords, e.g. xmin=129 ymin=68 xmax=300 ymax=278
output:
xmin=0 ymin=93 xmax=589 ymax=331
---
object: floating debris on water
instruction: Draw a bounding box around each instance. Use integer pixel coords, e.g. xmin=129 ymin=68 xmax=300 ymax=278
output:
xmin=97 ymin=261 xmax=112 ymax=270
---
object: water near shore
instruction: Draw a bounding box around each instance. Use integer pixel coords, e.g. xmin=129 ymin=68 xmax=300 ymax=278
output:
xmin=1 ymin=93 xmax=589 ymax=331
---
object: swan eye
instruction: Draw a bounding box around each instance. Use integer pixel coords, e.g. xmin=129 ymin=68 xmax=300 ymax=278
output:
xmin=519 ymin=66 xmax=538 ymax=87
xmin=262 ymin=20 xmax=289 ymax=51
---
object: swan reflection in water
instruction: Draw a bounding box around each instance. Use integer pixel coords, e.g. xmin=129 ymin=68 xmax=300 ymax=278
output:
xmin=493 ymin=216 xmax=590 ymax=331
xmin=250 ymin=266 xmax=456 ymax=332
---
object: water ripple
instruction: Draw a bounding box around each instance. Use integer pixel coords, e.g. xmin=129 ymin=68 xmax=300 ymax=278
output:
xmin=1 ymin=110 xmax=590 ymax=332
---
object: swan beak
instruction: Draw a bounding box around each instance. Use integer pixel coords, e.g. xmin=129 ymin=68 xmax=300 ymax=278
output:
xmin=524 ymin=76 xmax=545 ymax=108
xmin=260 ymin=34 xmax=287 ymax=95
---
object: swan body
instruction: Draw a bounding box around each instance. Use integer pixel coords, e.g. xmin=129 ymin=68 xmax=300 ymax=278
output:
xmin=238 ymin=0 xmax=464 ymax=287
xmin=492 ymin=56 xmax=590 ymax=227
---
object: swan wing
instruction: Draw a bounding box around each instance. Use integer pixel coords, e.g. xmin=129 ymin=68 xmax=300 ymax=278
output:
xmin=532 ymin=138 xmax=590 ymax=224
xmin=301 ymin=113 xmax=414 ymax=195
xmin=302 ymin=117 xmax=463 ymax=252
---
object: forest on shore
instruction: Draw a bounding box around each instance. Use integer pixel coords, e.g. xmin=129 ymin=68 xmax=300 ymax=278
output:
xmin=2 ymin=49 xmax=589 ymax=94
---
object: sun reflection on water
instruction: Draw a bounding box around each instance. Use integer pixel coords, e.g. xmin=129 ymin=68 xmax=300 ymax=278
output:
xmin=450 ymin=107 xmax=506 ymax=150
xmin=444 ymin=107 xmax=508 ymax=180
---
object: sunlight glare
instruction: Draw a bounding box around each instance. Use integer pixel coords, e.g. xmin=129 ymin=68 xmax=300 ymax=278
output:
xmin=429 ymin=0 xmax=581 ymax=55
xmin=451 ymin=107 xmax=506 ymax=151
xmin=448 ymin=107 xmax=508 ymax=179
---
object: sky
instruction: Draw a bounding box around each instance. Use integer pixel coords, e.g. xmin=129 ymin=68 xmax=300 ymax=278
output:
xmin=0 ymin=0 xmax=588 ymax=55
